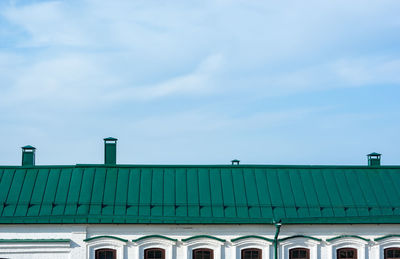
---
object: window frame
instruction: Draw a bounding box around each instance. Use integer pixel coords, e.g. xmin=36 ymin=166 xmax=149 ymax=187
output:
xmin=337 ymin=248 xmax=357 ymax=259
xmin=279 ymin=236 xmax=320 ymax=259
xmin=135 ymin=235 xmax=176 ymax=259
xmin=329 ymin=236 xmax=367 ymax=259
xmin=385 ymin=247 xmax=400 ymax=259
xmin=192 ymin=248 xmax=214 ymax=259
xmin=241 ymin=248 xmax=262 ymax=259
xmin=289 ymin=247 xmax=310 ymax=259
xmin=95 ymin=248 xmax=116 ymax=259
xmin=232 ymin=236 xmax=271 ymax=259
xmin=144 ymin=248 xmax=166 ymax=259
xmin=85 ymin=236 xmax=126 ymax=259
xmin=183 ymin=236 xmax=223 ymax=259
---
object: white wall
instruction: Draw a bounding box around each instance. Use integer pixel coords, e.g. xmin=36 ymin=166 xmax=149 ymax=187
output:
xmin=0 ymin=224 xmax=399 ymax=258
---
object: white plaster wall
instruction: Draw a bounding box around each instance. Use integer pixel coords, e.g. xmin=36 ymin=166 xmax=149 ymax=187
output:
xmin=0 ymin=254 xmax=70 ymax=259
xmin=0 ymin=224 xmax=400 ymax=258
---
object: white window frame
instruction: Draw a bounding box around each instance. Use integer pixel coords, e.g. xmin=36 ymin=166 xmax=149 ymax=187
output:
xmin=232 ymin=237 xmax=272 ymax=259
xmin=86 ymin=237 xmax=126 ymax=259
xmin=327 ymin=236 xmax=369 ymax=259
xmin=182 ymin=237 xmax=225 ymax=259
xmin=279 ymin=236 xmax=321 ymax=259
xmin=134 ymin=236 xmax=177 ymax=259
xmin=376 ymin=236 xmax=400 ymax=259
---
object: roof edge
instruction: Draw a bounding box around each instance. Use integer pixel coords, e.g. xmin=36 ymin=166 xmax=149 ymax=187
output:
xmin=0 ymin=239 xmax=70 ymax=243
xmin=132 ymin=235 xmax=177 ymax=243
xmin=182 ymin=235 xmax=225 ymax=243
xmin=326 ymin=235 xmax=370 ymax=242
xmin=84 ymin=235 xmax=128 ymax=243
xmin=1 ymin=164 xmax=400 ymax=169
xmin=279 ymin=235 xmax=322 ymax=243
xmin=231 ymin=235 xmax=273 ymax=243
xmin=375 ymin=235 xmax=400 ymax=242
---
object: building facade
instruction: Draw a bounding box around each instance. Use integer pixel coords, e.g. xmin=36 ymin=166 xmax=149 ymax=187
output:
xmin=0 ymin=139 xmax=399 ymax=259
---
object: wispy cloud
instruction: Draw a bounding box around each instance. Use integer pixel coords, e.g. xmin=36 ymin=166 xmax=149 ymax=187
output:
xmin=0 ymin=0 xmax=399 ymax=165
xmin=107 ymin=53 xmax=224 ymax=101
xmin=259 ymin=57 xmax=400 ymax=96
xmin=2 ymin=0 xmax=400 ymax=103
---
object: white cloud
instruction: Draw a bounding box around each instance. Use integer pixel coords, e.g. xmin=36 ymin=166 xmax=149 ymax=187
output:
xmin=1 ymin=0 xmax=399 ymax=103
xmin=3 ymin=1 xmax=89 ymax=47
xmin=107 ymin=53 xmax=224 ymax=101
xmin=0 ymin=0 xmax=400 ymax=165
xmin=334 ymin=58 xmax=400 ymax=86
xmin=238 ymin=56 xmax=400 ymax=98
xmin=0 ymin=54 xmax=119 ymax=108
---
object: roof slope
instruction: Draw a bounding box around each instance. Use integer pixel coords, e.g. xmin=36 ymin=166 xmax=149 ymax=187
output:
xmin=0 ymin=164 xmax=400 ymax=224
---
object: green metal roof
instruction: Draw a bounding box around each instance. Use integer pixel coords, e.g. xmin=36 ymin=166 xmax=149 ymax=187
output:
xmin=1 ymin=164 xmax=400 ymax=224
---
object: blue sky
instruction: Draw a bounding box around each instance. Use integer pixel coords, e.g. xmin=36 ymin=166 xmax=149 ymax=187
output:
xmin=0 ymin=0 xmax=400 ymax=165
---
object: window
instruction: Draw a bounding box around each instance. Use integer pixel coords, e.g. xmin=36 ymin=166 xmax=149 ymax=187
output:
xmin=193 ymin=248 xmax=214 ymax=259
xmin=95 ymin=249 xmax=116 ymax=259
xmin=385 ymin=248 xmax=400 ymax=259
xmin=145 ymin=248 xmax=165 ymax=259
xmin=337 ymin=248 xmax=357 ymax=259
xmin=241 ymin=248 xmax=262 ymax=259
xmin=289 ymin=248 xmax=310 ymax=259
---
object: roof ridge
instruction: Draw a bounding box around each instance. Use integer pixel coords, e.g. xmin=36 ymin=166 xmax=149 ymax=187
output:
xmin=1 ymin=164 xmax=400 ymax=169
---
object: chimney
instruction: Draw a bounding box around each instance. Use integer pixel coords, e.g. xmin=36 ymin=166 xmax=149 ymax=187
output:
xmin=367 ymin=152 xmax=381 ymax=166
xmin=22 ymin=145 xmax=36 ymax=166
xmin=104 ymin=137 xmax=117 ymax=165
xmin=231 ymin=159 xmax=240 ymax=165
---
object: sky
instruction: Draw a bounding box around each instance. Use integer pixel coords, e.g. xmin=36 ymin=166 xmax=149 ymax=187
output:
xmin=0 ymin=0 xmax=400 ymax=166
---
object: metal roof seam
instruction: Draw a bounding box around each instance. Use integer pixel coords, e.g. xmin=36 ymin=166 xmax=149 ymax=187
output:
xmin=286 ymin=169 xmax=301 ymax=218
xmin=1 ymin=169 xmax=15 ymax=217
xmin=305 ymin=171 xmax=322 ymax=217
xmin=365 ymin=170 xmax=384 ymax=215
xmin=10 ymin=169 xmax=27 ymax=217
xmin=240 ymin=168 xmax=250 ymax=218
xmin=376 ymin=169 xmax=394 ymax=215
xmin=318 ymin=170 xmax=335 ymax=217
xmin=35 ymin=169 xmax=50 ymax=218
xmin=251 ymin=169 xmax=262 ymax=218
xmin=2 ymin=166 xmax=400 ymax=224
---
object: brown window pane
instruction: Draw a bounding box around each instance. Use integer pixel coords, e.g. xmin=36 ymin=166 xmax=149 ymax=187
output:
xmin=289 ymin=248 xmax=310 ymax=259
xmin=193 ymin=248 xmax=214 ymax=259
xmin=385 ymin=248 xmax=400 ymax=259
xmin=95 ymin=249 xmax=116 ymax=259
xmin=337 ymin=248 xmax=357 ymax=259
xmin=241 ymin=248 xmax=262 ymax=259
xmin=145 ymin=248 xmax=165 ymax=259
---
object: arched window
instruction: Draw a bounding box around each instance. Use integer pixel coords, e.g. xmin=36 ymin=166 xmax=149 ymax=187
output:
xmin=337 ymin=248 xmax=357 ymax=259
xmin=95 ymin=248 xmax=116 ymax=259
xmin=289 ymin=248 xmax=310 ymax=259
xmin=241 ymin=248 xmax=262 ymax=259
xmin=385 ymin=248 xmax=400 ymax=259
xmin=145 ymin=248 xmax=165 ymax=259
xmin=193 ymin=248 xmax=214 ymax=259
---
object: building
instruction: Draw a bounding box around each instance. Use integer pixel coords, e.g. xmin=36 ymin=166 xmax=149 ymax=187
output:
xmin=0 ymin=138 xmax=399 ymax=259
